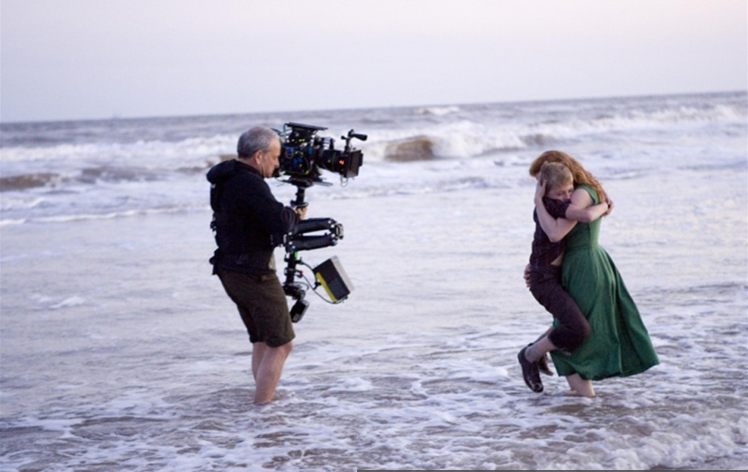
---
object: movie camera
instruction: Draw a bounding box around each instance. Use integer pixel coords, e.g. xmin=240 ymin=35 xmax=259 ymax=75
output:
xmin=276 ymin=122 xmax=365 ymax=185
xmin=274 ymin=122 xmax=366 ymax=323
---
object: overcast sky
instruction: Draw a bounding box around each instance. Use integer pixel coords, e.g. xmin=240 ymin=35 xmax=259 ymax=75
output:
xmin=1 ymin=0 xmax=746 ymax=123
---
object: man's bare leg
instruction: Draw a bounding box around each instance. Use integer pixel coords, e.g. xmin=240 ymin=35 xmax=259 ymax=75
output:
xmin=252 ymin=342 xmax=266 ymax=382
xmin=253 ymin=341 xmax=293 ymax=405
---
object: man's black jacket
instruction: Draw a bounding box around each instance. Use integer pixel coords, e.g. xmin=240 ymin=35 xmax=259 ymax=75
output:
xmin=207 ymin=159 xmax=297 ymax=276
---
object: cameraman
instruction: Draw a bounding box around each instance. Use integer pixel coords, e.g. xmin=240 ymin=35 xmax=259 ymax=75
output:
xmin=207 ymin=126 xmax=307 ymax=405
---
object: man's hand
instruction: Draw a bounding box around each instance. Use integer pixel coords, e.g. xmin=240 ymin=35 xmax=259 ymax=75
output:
xmin=295 ymin=205 xmax=308 ymax=220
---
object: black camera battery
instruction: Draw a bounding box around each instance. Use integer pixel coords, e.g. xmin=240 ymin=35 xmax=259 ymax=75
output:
xmin=313 ymin=256 xmax=354 ymax=303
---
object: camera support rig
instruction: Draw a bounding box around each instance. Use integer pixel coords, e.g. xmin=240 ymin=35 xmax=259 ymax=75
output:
xmin=280 ymin=217 xmax=345 ymax=322
xmin=275 ymin=125 xmax=366 ymax=322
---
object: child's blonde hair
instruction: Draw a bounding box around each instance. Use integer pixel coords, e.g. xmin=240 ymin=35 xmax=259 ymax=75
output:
xmin=539 ymin=162 xmax=573 ymax=193
xmin=529 ymin=150 xmax=607 ymax=202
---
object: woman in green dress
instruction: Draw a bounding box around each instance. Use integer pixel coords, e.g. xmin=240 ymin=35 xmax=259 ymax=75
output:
xmin=529 ymin=150 xmax=659 ymax=397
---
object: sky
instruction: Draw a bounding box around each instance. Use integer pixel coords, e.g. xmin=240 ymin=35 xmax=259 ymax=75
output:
xmin=1 ymin=0 xmax=746 ymax=123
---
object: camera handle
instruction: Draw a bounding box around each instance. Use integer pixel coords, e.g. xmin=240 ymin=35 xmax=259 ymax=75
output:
xmin=342 ymin=129 xmax=368 ymax=153
xmin=284 ymin=177 xmax=331 ymax=210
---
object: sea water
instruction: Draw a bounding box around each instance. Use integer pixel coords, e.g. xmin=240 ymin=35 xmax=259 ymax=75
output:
xmin=1 ymin=92 xmax=746 ymax=470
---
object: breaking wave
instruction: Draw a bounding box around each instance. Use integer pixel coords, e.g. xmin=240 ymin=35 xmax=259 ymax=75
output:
xmin=0 ymin=173 xmax=62 ymax=191
xmin=363 ymin=97 xmax=746 ymax=162
xmin=1 ymin=91 xmax=744 ymax=226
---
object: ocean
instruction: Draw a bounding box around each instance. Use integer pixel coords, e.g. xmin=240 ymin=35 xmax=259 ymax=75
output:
xmin=1 ymin=91 xmax=746 ymax=470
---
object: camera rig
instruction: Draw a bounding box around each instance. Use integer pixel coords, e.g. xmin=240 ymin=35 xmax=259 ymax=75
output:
xmin=274 ymin=122 xmax=366 ymax=322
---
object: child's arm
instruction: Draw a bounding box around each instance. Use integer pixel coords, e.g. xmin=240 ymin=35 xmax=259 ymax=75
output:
xmin=536 ymin=183 xmax=599 ymax=242
xmin=534 ymin=180 xmax=578 ymax=243
xmin=536 ymin=201 xmax=575 ymax=243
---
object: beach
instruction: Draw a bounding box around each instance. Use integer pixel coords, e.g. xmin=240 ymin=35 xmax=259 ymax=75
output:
xmin=1 ymin=92 xmax=747 ymax=470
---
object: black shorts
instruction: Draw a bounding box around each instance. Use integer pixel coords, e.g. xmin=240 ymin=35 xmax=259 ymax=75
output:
xmin=216 ymin=270 xmax=295 ymax=347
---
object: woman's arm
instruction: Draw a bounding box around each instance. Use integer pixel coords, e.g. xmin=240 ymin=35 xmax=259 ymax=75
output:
xmin=565 ymin=200 xmax=609 ymax=223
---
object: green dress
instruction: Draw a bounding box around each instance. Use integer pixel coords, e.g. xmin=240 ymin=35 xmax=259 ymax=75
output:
xmin=550 ymin=185 xmax=659 ymax=381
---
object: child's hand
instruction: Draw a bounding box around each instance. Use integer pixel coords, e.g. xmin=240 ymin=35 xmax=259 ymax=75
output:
xmin=524 ymin=264 xmax=532 ymax=288
xmin=534 ymin=178 xmax=547 ymax=204
xmin=605 ymin=197 xmax=614 ymax=216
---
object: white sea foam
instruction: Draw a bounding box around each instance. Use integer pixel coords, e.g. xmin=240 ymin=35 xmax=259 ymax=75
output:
xmin=415 ymin=105 xmax=461 ymax=116
xmin=0 ymin=196 xmax=46 ymax=210
xmin=49 ymin=296 xmax=86 ymax=309
xmin=0 ymin=218 xmax=27 ymax=226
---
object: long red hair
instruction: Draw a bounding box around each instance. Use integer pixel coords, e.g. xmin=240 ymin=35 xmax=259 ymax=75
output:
xmin=529 ymin=150 xmax=607 ymax=203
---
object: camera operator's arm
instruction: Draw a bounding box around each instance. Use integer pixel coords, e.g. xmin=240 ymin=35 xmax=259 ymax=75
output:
xmin=260 ymin=204 xmax=298 ymax=237
xmin=240 ymin=178 xmax=299 ymax=238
